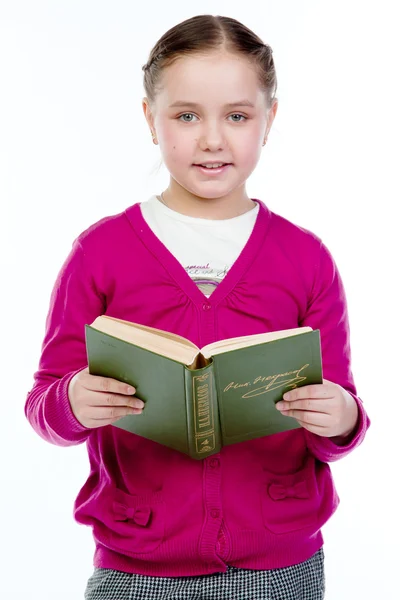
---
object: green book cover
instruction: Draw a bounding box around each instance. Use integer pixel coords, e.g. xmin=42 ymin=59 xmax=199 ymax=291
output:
xmin=85 ymin=317 xmax=322 ymax=460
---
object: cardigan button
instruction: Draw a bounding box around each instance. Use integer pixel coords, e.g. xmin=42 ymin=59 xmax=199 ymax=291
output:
xmin=202 ymin=303 xmax=211 ymax=311
xmin=210 ymin=509 xmax=220 ymax=519
xmin=209 ymin=458 xmax=219 ymax=468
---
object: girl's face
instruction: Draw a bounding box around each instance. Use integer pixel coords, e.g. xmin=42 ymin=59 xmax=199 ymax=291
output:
xmin=144 ymin=51 xmax=277 ymax=203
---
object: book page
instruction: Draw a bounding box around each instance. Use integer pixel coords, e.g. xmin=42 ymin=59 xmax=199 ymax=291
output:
xmin=90 ymin=316 xmax=200 ymax=365
xmin=200 ymin=327 xmax=312 ymax=359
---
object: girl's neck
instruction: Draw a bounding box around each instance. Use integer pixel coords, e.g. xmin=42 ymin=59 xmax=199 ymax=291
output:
xmin=160 ymin=184 xmax=256 ymax=220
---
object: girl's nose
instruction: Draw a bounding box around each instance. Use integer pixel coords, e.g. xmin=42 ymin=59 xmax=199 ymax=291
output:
xmin=198 ymin=124 xmax=225 ymax=152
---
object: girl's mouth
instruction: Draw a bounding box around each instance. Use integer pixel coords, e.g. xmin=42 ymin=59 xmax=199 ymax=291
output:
xmin=193 ymin=163 xmax=232 ymax=175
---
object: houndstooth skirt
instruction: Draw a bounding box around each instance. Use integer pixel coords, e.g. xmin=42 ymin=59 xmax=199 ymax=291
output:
xmin=84 ymin=548 xmax=324 ymax=600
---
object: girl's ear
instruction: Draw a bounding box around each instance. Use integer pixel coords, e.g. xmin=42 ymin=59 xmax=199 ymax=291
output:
xmin=142 ymin=98 xmax=158 ymax=144
xmin=264 ymin=98 xmax=279 ymax=140
xmin=142 ymin=98 xmax=155 ymax=129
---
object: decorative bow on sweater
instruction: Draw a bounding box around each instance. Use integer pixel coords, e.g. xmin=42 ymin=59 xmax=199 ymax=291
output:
xmin=113 ymin=501 xmax=152 ymax=526
xmin=268 ymin=481 xmax=309 ymax=501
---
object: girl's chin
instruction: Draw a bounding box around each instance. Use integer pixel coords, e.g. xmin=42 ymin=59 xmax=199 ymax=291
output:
xmin=188 ymin=190 xmax=234 ymax=201
xmin=171 ymin=175 xmax=242 ymax=200
xmin=185 ymin=182 xmax=239 ymax=200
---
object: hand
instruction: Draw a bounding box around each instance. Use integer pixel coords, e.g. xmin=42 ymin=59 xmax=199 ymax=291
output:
xmin=68 ymin=367 xmax=144 ymax=428
xmin=275 ymin=378 xmax=358 ymax=439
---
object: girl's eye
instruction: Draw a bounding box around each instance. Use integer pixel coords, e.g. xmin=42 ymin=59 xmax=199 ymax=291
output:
xmin=229 ymin=114 xmax=246 ymax=122
xmin=178 ymin=113 xmax=198 ymax=122
xmin=178 ymin=113 xmax=247 ymax=123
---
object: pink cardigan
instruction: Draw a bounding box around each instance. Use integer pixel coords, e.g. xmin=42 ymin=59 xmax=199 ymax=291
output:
xmin=25 ymin=199 xmax=370 ymax=576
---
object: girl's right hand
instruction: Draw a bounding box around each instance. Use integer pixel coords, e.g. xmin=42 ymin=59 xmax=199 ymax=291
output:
xmin=68 ymin=367 xmax=144 ymax=428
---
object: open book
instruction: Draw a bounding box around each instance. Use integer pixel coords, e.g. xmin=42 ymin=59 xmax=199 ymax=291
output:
xmin=85 ymin=316 xmax=323 ymax=459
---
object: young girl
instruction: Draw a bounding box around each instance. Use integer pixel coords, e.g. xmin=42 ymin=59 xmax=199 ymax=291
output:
xmin=25 ymin=14 xmax=370 ymax=600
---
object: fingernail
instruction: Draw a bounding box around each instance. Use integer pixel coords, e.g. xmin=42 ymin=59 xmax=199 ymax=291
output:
xmin=276 ymin=402 xmax=283 ymax=409
xmin=127 ymin=386 xmax=136 ymax=394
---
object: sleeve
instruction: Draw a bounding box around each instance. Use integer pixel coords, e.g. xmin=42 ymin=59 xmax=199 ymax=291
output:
xmin=300 ymin=239 xmax=370 ymax=462
xmin=24 ymin=239 xmax=106 ymax=446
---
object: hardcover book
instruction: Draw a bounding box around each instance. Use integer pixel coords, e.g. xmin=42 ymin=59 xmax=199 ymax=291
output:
xmin=85 ymin=316 xmax=323 ymax=459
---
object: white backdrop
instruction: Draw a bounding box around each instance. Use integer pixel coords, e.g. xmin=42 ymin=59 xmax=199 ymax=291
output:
xmin=1 ymin=1 xmax=398 ymax=598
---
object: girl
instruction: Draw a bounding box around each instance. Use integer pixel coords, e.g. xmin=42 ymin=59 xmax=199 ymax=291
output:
xmin=25 ymin=14 xmax=370 ymax=600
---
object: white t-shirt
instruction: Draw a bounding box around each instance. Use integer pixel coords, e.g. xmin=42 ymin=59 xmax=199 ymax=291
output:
xmin=140 ymin=195 xmax=259 ymax=298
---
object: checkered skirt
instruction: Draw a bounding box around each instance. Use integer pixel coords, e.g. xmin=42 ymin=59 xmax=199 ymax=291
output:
xmin=84 ymin=548 xmax=324 ymax=599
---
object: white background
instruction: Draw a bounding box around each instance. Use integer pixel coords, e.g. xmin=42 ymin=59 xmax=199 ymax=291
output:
xmin=1 ymin=1 xmax=398 ymax=598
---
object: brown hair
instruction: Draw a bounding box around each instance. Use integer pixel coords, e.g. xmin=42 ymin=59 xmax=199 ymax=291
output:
xmin=142 ymin=15 xmax=277 ymax=109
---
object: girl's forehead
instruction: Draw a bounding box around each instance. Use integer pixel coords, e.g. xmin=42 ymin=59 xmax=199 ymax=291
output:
xmin=164 ymin=51 xmax=257 ymax=79
xmin=157 ymin=52 xmax=263 ymax=104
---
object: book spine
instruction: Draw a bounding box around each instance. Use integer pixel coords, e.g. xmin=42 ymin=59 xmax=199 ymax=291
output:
xmin=184 ymin=361 xmax=221 ymax=460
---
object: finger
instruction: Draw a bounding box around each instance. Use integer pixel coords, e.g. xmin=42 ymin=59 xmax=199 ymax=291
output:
xmin=279 ymin=409 xmax=331 ymax=427
xmin=282 ymin=383 xmax=336 ymax=401
xmin=82 ymin=405 xmax=144 ymax=428
xmin=90 ymin=392 xmax=144 ymax=410
xmin=294 ymin=419 xmax=330 ymax=436
xmin=82 ymin=373 xmax=136 ymax=396
xmin=276 ymin=398 xmax=332 ymax=414
xmin=90 ymin=405 xmax=144 ymax=421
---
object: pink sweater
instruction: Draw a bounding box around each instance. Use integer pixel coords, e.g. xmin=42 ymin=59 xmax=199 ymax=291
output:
xmin=25 ymin=199 xmax=370 ymax=576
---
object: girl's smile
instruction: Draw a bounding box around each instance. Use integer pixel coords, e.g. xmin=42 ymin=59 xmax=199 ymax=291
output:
xmin=193 ymin=162 xmax=232 ymax=176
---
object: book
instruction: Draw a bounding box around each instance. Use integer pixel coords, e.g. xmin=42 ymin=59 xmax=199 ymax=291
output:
xmin=85 ymin=316 xmax=323 ymax=459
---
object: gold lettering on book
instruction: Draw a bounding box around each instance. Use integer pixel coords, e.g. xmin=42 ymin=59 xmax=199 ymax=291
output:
xmin=193 ymin=370 xmax=216 ymax=453
xmin=223 ymin=364 xmax=310 ymax=399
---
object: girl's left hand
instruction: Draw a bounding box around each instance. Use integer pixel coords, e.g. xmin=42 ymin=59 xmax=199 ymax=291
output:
xmin=275 ymin=379 xmax=359 ymax=439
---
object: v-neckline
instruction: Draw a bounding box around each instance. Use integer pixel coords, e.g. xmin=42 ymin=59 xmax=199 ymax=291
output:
xmin=125 ymin=198 xmax=271 ymax=307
